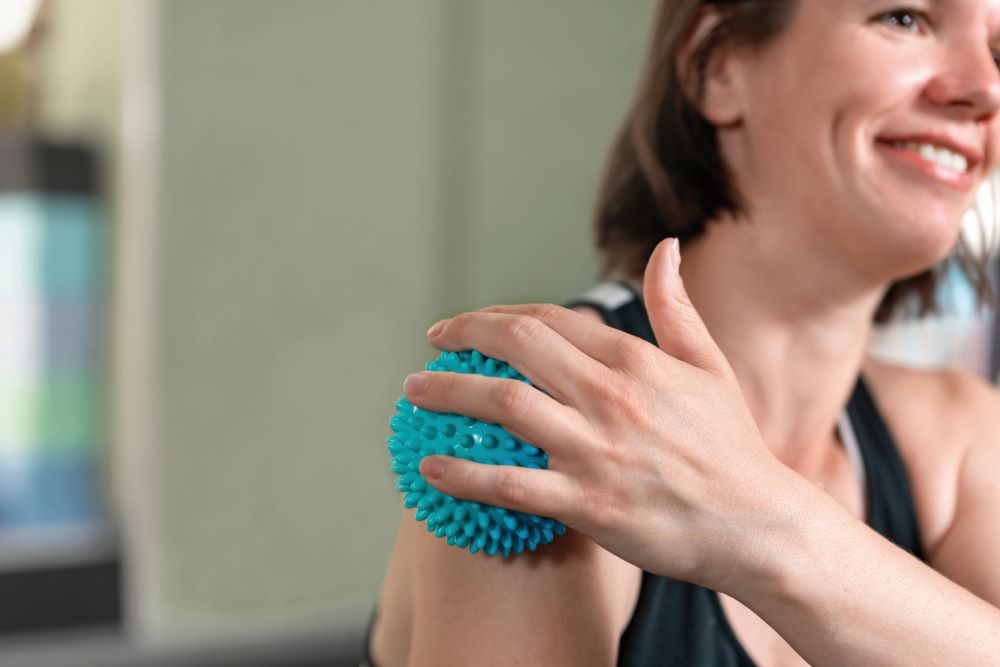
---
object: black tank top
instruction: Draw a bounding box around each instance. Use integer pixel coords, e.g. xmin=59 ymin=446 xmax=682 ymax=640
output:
xmin=565 ymin=279 xmax=928 ymax=667
xmin=363 ymin=280 xmax=927 ymax=667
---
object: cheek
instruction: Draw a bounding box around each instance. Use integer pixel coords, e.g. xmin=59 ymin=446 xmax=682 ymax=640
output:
xmin=984 ymin=124 xmax=1000 ymax=175
xmin=748 ymin=41 xmax=894 ymax=179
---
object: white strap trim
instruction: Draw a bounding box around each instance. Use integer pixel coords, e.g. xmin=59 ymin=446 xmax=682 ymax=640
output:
xmin=837 ymin=411 xmax=868 ymax=493
xmin=577 ymin=281 xmax=635 ymax=311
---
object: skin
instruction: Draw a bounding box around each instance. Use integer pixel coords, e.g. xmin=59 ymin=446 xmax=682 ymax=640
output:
xmin=372 ymin=0 xmax=1000 ymax=664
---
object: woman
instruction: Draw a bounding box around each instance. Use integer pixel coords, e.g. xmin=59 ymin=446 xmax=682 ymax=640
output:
xmin=368 ymin=0 xmax=1000 ymax=664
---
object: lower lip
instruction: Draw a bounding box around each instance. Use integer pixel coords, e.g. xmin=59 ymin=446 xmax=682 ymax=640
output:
xmin=875 ymin=141 xmax=973 ymax=193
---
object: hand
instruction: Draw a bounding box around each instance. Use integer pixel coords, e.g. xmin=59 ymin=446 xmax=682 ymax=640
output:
xmin=405 ymin=238 xmax=802 ymax=592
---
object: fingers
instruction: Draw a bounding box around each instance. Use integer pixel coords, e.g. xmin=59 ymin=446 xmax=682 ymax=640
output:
xmin=419 ymin=455 xmax=585 ymax=526
xmin=404 ymin=370 xmax=592 ymax=460
xmin=642 ymin=238 xmax=730 ymax=376
xmin=474 ymin=303 xmax=628 ymax=367
xmin=427 ymin=310 xmax=609 ymax=407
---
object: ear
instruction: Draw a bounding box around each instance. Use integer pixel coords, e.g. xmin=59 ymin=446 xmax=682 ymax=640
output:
xmin=677 ymin=7 xmax=746 ymax=128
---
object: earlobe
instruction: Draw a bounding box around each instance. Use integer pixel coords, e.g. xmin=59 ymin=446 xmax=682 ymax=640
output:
xmin=701 ymin=57 xmax=744 ymax=127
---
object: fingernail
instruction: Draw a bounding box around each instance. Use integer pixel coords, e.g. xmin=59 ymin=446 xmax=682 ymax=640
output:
xmin=670 ymin=238 xmax=681 ymax=273
xmin=422 ymin=456 xmax=445 ymax=480
xmin=427 ymin=319 xmax=448 ymax=338
xmin=403 ymin=372 xmax=429 ymax=394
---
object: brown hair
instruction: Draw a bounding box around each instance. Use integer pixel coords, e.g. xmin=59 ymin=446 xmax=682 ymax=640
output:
xmin=592 ymin=0 xmax=995 ymax=323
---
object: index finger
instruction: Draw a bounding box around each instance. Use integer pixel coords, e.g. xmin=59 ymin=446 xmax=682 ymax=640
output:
xmin=476 ymin=303 xmax=640 ymax=369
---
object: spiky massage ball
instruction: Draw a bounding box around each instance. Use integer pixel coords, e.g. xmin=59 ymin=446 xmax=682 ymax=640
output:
xmin=388 ymin=349 xmax=567 ymax=556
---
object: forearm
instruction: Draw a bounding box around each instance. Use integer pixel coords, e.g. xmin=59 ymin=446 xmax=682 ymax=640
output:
xmin=729 ymin=472 xmax=1000 ymax=667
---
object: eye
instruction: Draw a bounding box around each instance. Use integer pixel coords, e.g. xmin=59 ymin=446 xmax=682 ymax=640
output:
xmin=877 ymin=8 xmax=930 ymax=33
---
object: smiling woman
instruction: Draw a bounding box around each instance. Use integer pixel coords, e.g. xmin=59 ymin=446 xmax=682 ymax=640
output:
xmin=368 ymin=1 xmax=1000 ymax=665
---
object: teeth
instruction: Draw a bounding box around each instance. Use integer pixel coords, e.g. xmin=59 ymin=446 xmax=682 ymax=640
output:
xmin=890 ymin=141 xmax=968 ymax=173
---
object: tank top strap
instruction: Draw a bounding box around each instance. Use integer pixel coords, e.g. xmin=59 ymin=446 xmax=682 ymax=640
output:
xmin=845 ymin=374 xmax=927 ymax=560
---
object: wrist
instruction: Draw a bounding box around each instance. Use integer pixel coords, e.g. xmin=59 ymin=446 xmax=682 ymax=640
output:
xmin=721 ymin=464 xmax=836 ymax=602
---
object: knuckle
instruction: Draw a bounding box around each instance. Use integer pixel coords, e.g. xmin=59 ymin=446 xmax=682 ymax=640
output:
xmin=496 ymin=468 xmax=527 ymax=506
xmin=618 ymin=383 xmax=651 ymax=425
xmin=670 ymin=281 xmax=696 ymax=312
xmin=495 ymin=379 xmax=529 ymax=413
xmin=454 ymin=462 xmax=477 ymax=490
xmin=581 ymin=486 xmax=619 ymax=531
xmin=559 ymin=494 xmax=586 ymax=528
xmin=624 ymin=338 xmax=660 ymax=371
xmin=447 ymin=312 xmax=472 ymax=335
xmin=586 ymin=366 xmax=628 ymax=400
xmin=706 ymin=362 xmax=734 ymax=383
xmin=599 ymin=375 xmax=647 ymax=425
xmin=580 ymin=371 xmax=621 ymax=406
xmin=675 ymin=307 xmax=703 ymax=337
xmin=528 ymin=303 xmax=562 ymax=324
xmin=424 ymin=371 xmax=448 ymax=399
xmin=608 ymin=335 xmax=650 ymax=370
xmin=508 ymin=315 xmax=546 ymax=346
xmin=642 ymin=288 xmax=671 ymax=314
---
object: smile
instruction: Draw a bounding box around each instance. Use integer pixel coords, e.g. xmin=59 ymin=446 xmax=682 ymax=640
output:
xmin=875 ymin=140 xmax=975 ymax=193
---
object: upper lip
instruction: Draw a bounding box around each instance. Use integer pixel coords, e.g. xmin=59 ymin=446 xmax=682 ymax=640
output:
xmin=878 ymin=132 xmax=983 ymax=170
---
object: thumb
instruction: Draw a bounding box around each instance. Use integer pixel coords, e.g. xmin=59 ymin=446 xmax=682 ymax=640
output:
xmin=643 ymin=238 xmax=728 ymax=375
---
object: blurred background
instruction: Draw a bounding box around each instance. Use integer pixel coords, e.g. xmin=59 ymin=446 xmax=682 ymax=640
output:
xmin=0 ymin=1 xmax=997 ymax=666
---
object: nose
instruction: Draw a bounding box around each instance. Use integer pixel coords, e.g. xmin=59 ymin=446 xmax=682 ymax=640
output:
xmin=925 ymin=39 xmax=1000 ymax=122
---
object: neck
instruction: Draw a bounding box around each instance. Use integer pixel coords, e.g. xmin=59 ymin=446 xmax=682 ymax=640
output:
xmin=631 ymin=217 xmax=889 ymax=478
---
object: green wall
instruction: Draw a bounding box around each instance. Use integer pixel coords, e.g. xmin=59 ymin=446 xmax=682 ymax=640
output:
xmin=155 ymin=0 xmax=655 ymax=640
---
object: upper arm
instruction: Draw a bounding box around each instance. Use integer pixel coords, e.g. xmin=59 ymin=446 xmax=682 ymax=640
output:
xmin=406 ymin=508 xmax=638 ymax=666
xmin=927 ymin=372 xmax=1000 ymax=609
xmin=405 ymin=301 xmax=638 ymax=665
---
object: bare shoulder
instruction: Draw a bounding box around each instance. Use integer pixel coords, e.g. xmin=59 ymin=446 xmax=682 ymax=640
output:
xmin=861 ymin=354 xmax=995 ymax=448
xmin=401 ymin=502 xmax=640 ymax=666
xmin=860 ymin=354 xmax=998 ymax=559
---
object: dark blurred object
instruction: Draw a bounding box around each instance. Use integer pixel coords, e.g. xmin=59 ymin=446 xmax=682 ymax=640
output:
xmin=0 ymin=560 xmax=119 ymax=633
xmin=0 ymin=135 xmax=96 ymax=192
xmin=0 ymin=626 xmax=364 ymax=667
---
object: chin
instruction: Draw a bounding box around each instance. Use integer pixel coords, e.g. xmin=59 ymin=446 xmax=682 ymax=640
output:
xmin=879 ymin=206 xmax=963 ymax=277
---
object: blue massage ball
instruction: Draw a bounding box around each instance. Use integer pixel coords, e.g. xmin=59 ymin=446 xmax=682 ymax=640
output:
xmin=388 ymin=349 xmax=567 ymax=557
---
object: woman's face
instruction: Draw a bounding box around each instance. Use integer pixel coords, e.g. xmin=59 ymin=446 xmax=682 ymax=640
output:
xmin=725 ymin=0 xmax=1000 ymax=278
